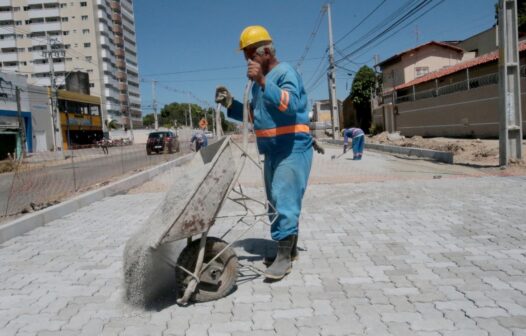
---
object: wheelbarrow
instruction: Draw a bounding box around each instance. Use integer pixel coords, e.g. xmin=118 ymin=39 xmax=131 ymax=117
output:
xmin=124 ymin=82 xmax=276 ymax=306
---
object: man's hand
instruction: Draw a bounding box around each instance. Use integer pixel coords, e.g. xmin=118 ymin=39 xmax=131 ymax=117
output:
xmin=215 ymin=86 xmax=233 ymax=108
xmin=343 ymin=144 xmax=348 ymax=154
xmin=312 ymin=138 xmax=325 ymax=155
xmin=247 ymin=60 xmax=265 ymax=87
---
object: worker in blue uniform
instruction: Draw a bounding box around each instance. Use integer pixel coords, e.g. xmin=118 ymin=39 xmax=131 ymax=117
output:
xmin=215 ymin=25 xmax=323 ymax=280
xmin=342 ymin=127 xmax=365 ymax=160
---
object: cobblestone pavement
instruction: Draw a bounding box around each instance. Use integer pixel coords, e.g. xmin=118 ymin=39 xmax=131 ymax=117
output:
xmin=1 ymin=145 xmax=526 ymax=335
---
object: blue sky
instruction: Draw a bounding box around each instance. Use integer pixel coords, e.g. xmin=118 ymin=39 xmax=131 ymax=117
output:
xmin=134 ymin=0 xmax=497 ymax=115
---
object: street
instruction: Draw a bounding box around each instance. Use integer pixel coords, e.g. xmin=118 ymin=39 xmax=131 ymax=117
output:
xmin=0 ymin=146 xmax=525 ymax=335
xmin=0 ymin=144 xmax=187 ymax=220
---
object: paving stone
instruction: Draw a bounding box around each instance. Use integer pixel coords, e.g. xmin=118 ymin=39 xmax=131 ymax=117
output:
xmin=0 ymin=157 xmax=525 ymax=335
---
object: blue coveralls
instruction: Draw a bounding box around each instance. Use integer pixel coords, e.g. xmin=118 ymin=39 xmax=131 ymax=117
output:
xmin=343 ymin=128 xmax=365 ymax=160
xmin=227 ymin=62 xmax=313 ymax=241
xmin=191 ymin=131 xmax=208 ymax=151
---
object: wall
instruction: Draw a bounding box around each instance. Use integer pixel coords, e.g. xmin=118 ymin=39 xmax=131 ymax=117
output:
xmin=392 ymin=81 xmax=526 ymax=138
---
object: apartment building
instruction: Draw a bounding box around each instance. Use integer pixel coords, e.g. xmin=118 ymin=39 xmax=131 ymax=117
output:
xmin=0 ymin=0 xmax=141 ymax=127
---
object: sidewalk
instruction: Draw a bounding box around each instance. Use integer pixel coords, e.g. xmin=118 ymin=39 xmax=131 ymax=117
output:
xmin=0 ymin=145 xmax=525 ymax=335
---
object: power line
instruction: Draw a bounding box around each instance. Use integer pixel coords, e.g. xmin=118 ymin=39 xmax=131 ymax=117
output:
xmin=295 ymin=7 xmax=326 ymax=71
xmin=337 ymin=0 xmax=420 ymax=53
xmin=350 ymin=0 xmax=446 ymax=61
xmin=335 ymin=0 xmax=436 ymax=64
xmin=333 ymin=0 xmax=387 ymax=45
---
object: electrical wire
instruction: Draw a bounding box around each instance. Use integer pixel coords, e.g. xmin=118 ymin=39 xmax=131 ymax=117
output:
xmin=295 ymin=6 xmax=326 ymax=71
xmin=335 ymin=0 xmax=436 ymax=64
xmin=333 ymin=0 xmax=387 ymax=45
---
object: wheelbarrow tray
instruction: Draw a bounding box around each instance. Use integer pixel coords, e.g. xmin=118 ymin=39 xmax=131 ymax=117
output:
xmin=146 ymin=136 xmax=237 ymax=249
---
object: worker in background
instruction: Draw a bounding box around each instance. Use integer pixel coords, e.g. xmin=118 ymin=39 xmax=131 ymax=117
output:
xmin=190 ymin=129 xmax=208 ymax=152
xmin=342 ymin=127 xmax=365 ymax=160
xmin=215 ymin=25 xmax=323 ymax=280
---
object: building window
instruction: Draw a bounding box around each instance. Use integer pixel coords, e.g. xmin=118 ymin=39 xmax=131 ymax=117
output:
xmin=63 ymin=31 xmax=69 ymax=35
xmin=84 ymin=43 xmax=91 ymax=48
xmin=81 ymin=15 xmax=88 ymax=20
xmin=61 ymin=17 xmax=68 ymax=22
xmin=85 ymin=56 xmax=92 ymax=61
xmin=80 ymin=2 xmax=87 ymax=7
xmin=89 ymin=83 xmax=94 ymax=88
xmin=82 ymin=29 xmax=89 ymax=34
xmin=60 ymin=3 xmax=67 ymax=8
xmin=415 ymin=66 xmax=429 ymax=78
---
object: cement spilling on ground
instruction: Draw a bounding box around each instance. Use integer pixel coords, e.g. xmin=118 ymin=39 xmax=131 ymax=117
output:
xmin=123 ymin=156 xmax=208 ymax=307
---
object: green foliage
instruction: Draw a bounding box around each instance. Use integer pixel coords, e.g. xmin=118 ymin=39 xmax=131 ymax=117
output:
xmin=156 ymin=102 xmax=237 ymax=132
xmin=350 ymin=66 xmax=376 ymax=108
xmin=369 ymin=123 xmax=384 ymax=135
xmin=495 ymin=0 xmax=526 ymax=32
xmin=142 ymin=114 xmax=155 ymax=127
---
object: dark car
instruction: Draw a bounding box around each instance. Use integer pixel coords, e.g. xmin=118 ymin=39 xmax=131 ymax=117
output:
xmin=146 ymin=131 xmax=180 ymax=155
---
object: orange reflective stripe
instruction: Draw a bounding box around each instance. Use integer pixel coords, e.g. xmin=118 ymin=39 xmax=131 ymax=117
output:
xmin=278 ymin=90 xmax=290 ymax=112
xmin=255 ymin=124 xmax=310 ymax=137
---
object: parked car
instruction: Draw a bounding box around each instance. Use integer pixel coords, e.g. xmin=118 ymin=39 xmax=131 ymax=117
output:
xmin=146 ymin=131 xmax=179 ymax=155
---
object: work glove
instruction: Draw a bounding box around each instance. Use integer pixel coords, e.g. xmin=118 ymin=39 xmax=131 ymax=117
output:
xmin=343 ymin=144 xmax=348 ymax=154
xmin=215 ymin=86 xmax=233 ymax=109
xmin=312 ymin=138 xmax=325 ymax=155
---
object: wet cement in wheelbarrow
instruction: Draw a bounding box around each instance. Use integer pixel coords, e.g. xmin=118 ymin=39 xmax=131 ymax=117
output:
xmin=123 ymin=158 xmax=209 ymax=307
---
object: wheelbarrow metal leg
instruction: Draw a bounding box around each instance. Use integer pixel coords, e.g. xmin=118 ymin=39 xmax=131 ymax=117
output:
xmin=177 ymin=230 xmax=209 ymax=305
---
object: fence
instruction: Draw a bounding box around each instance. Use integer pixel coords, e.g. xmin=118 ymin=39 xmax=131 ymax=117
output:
xmin=0 ymin=132 xmax=196 ymax=222
xmin=396 ymin=71 xmax=502 ymax=104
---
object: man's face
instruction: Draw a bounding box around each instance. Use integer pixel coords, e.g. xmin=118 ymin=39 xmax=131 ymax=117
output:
xmin=243 ymin=46 xmax=263 ymax=64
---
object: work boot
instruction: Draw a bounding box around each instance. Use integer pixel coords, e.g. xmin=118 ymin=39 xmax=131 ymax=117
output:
xmin=263 ymin=235 xmax=298 ymax=266
xmin=264 ymin=236 xmax=294 ymax=280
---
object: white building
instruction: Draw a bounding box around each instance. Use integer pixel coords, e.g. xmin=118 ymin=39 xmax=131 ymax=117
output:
xmin=0 ymin=0 xmax=141 ymax=127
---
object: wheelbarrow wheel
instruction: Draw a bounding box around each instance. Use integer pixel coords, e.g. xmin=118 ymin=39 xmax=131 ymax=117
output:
xmin=175 ymin=237 xmax=238 ymax=303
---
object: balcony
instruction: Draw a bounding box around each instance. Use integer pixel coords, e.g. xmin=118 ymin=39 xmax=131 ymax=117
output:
xmin=29 ymin=22 xmax=60 ymax=32
xmin=116 ymin=71 xmax=127 ymax=80
xmin=27 ymin=0 xmax=58 ymax=4
xmin=28 ymin=8 xmax=60 ymax=18
xmin=115 ymin=49 xmax=124 ymax=57
xmin=0 ymin=38 xmax=16 ymax=48
xmin=111 ymin=13 xmax=121 ymax=23
xmin=0 ymin=52 xmax=18 ymax=62
xmin=110 ymin=1 xmax=121 ymax=11
xmin=112 ymin=25 xmax=122 ymax=34
xmin=32 ymin=62 xmax=64 ymax=73
xmin=119 ymin=82 xmax=127 ymax=91
xmin=0 ymin=11 xmax=12 ymax=21
xmin=119 ymin=94 xmax=128 ymax=102
xmin=115 ymin=59 xmax=125 ymax=69
xmin=114 ymin=36 xmax=123 ymax=46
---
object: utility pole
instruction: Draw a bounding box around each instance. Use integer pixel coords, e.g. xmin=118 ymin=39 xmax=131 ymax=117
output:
xmin=325 ymin=3 xmax=340 ymax=139
xmin=498 ymin=0 xmax=523 ymax=166
xmin=188 ymin=103 xmax=193 ymax=129
xmin=151 ymin=80 xmax=159 ymax=130
xmin=215 ymin=103 xmax=223 ymax=137
xmin=15 ymin=87 xmax=26 ymax=158
xmin=43 ymin=37 xmax=65 ymax=152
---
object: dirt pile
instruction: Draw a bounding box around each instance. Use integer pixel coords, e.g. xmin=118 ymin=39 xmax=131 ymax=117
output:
xmin=367 ymin=132 xmax=525 ymax=166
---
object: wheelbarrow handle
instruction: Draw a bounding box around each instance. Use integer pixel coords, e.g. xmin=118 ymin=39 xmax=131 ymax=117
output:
xmin=242 ymin=80 xmax=253 ymax=152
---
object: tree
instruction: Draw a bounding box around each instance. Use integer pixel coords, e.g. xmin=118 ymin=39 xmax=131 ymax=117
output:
xmin=142 ymin=113 xmax=155 ymax=127
xmin=349 ymin=65 xmax=376 ymax=132
xmin=495 ymin=0 xmax=526 ymax=32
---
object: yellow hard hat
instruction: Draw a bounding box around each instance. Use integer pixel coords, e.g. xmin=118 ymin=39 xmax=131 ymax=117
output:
xmin=239 ymin=25 xmax=272 ymax=50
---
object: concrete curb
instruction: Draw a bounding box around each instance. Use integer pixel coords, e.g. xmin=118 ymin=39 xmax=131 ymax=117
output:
xmin=323 ymin=139 xmax=454 ymax=164
xmin=0 ymin=153 xmax=194 ymax=244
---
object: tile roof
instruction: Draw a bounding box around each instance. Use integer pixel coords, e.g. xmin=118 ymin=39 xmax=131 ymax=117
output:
xmin=377 ymin=41 xmax=464 ymax=67
xmin=394 ymin=40 xmax=526 ymax=91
